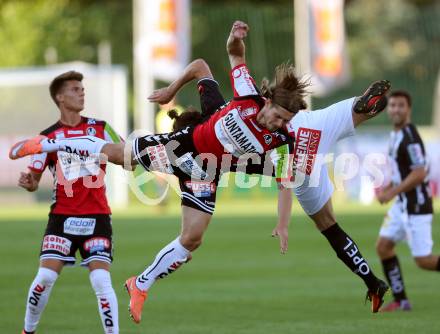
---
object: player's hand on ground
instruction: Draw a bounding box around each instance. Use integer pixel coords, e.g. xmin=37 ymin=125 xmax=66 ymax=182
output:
xmin=18 ymin=172 xmax=38 ymax=192
xmin=230 ymin=21 xmax=249 ymax=40
xmin=272 ymin=224 xmax=289 ymax=254
xmin=148 ymin=87 xmax=175 ymax=105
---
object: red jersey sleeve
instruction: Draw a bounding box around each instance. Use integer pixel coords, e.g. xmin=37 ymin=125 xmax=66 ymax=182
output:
xmin=230 ymin=64 xmax=259 ymax=97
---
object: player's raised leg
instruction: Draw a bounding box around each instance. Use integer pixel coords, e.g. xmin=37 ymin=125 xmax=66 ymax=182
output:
xmin=10 ymin=135 xmax=106 ymax=159
xmin=9 ymin=135 xmax=133 ymax=167
xmin=125 ymin=206 xmax=211 ymax=324
xmin=22 ymin=260 xmax=63 ymax=334
xmin=352 ymin=80 xmax=391 ymax=126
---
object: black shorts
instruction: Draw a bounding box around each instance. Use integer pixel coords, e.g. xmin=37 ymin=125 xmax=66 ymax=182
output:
xmin=197 ymin=78 xmax=226 ymax=118
xmin=40 ymin=214 xmax=113 ymax=266
xmin=133 ymin=79 xmax=227 ymax=215
xmin=133 ymin=127 xmax=220 ymax=215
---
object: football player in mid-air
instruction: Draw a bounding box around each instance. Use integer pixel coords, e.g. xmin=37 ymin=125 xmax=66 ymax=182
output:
xmin=151 ymin=57 xmax=392 ymax=313
xmin=9 ymin=21 xmax=390 ymax=320
xmin=16 ymin=71 xmax=121 ymax=334
xmin=375 ymin=90 xmax=438 ymax=311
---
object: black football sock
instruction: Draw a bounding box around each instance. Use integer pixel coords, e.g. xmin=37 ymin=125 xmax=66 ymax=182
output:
xmin=381 ymin=255 xmax=407 ymax=301
xmin=321 ymin=223 xmax=379 ymax=290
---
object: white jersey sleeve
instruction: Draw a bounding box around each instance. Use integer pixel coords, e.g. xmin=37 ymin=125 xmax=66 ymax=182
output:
xmin=230 ymin=64 xmax=259 ymax=97
xmin=28 ymin=152 xmax=49 ymax=173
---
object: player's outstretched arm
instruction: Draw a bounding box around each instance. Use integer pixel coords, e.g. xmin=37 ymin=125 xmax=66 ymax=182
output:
xmin=272 ymin=186 xmax=292 ymax=254
xmin=148 ymin=59 xmax=213 ymax=105
xmin=377 ymin=167 xmax=427 ymax=204
xmin=18 ymin=170 xmax=42 ymax=192
xmin=226 ymin=20 xmax=249 ymax=68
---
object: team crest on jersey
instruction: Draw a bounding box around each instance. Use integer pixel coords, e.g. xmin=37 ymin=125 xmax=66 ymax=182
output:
xmin=87 ymin=118 xmax=97 ymax=125
xmin=273 ymin=131 xmax=287 ymax=142
xmin=293 ymin=127 xmax=321 ymax=175
xmin=87 ymin=127 xmax=97 ymax=136
xmin=263 ymin=134 xmax=272 ymax=145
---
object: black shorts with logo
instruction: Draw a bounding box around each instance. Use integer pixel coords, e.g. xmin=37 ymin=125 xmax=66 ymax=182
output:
xmin=40 ymin=214 xmax=113 ymax=266
xmin=133 ymin=79 xmax=226 ymax=215
xmin=133 ymin=127 xmax=221 ymax=215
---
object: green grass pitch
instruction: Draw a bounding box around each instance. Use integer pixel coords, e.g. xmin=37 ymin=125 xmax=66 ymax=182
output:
xmin=1 ymin=201 xmax=439 ymax=333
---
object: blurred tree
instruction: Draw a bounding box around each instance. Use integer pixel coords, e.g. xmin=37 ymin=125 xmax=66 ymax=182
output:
xmin=345 ymin=0 xmax=419 ymax=77
xmin=0 ymin=0 xmax=132 ymax=68
xmin=315 ymin=0 xmax=440 ymax=125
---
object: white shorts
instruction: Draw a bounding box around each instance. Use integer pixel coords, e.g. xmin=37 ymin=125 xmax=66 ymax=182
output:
xmin=379 ymin=200 xmax=433 ymax=257
xmin=289 ymin=98 xmax=356 ymax=215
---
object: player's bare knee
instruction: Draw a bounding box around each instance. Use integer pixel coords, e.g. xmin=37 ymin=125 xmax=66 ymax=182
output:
xmin=376 ymin=238 xmax=394 ymax=259
xmin=180 ymin=234 xmax=202 ymax=251
xmin=311 ymin=213 xmax=336 ymax=231
xmin=314 ymin=220 xmax=333 ymax=232
xmin=375 ymin=242 xmax=386 ymax=258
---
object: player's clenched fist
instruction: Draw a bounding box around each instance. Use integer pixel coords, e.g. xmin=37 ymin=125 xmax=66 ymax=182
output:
xmin=230 ymin=20 xmax=249 ymax=40
xmin=227 ymin=21 xmax=249 ymax=63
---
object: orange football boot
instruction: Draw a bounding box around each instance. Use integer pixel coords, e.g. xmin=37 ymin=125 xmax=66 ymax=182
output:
xmin=9 ymin=135 xmax=46 ymax=160
xmin=124 ymin=276 xmax=148 ymax=324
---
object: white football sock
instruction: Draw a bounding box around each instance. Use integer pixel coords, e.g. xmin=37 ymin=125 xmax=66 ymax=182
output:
xmin=23 ymin=267 xmax=58 ymax=333
xmin=41 ymin=136 xmax=107 ymax=154
xmin=90 ymin=269 xmax=119 ymax=334
xmin=136 ymin=237 xmax=191 ymax=291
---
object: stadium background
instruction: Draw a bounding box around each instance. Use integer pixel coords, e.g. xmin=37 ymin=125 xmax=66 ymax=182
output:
xmin=0 ymin=0 xmax=439 ymax=333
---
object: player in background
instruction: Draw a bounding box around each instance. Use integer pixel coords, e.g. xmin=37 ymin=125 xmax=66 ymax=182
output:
xmin=375 ymin=91 xmax=437 ymax=311
xmin=17 ymin=71 xmax=121 ymax=334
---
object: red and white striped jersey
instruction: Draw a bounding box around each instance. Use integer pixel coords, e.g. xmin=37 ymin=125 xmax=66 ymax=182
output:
xmin=192 ymin=64 xmax=295 ymax=159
